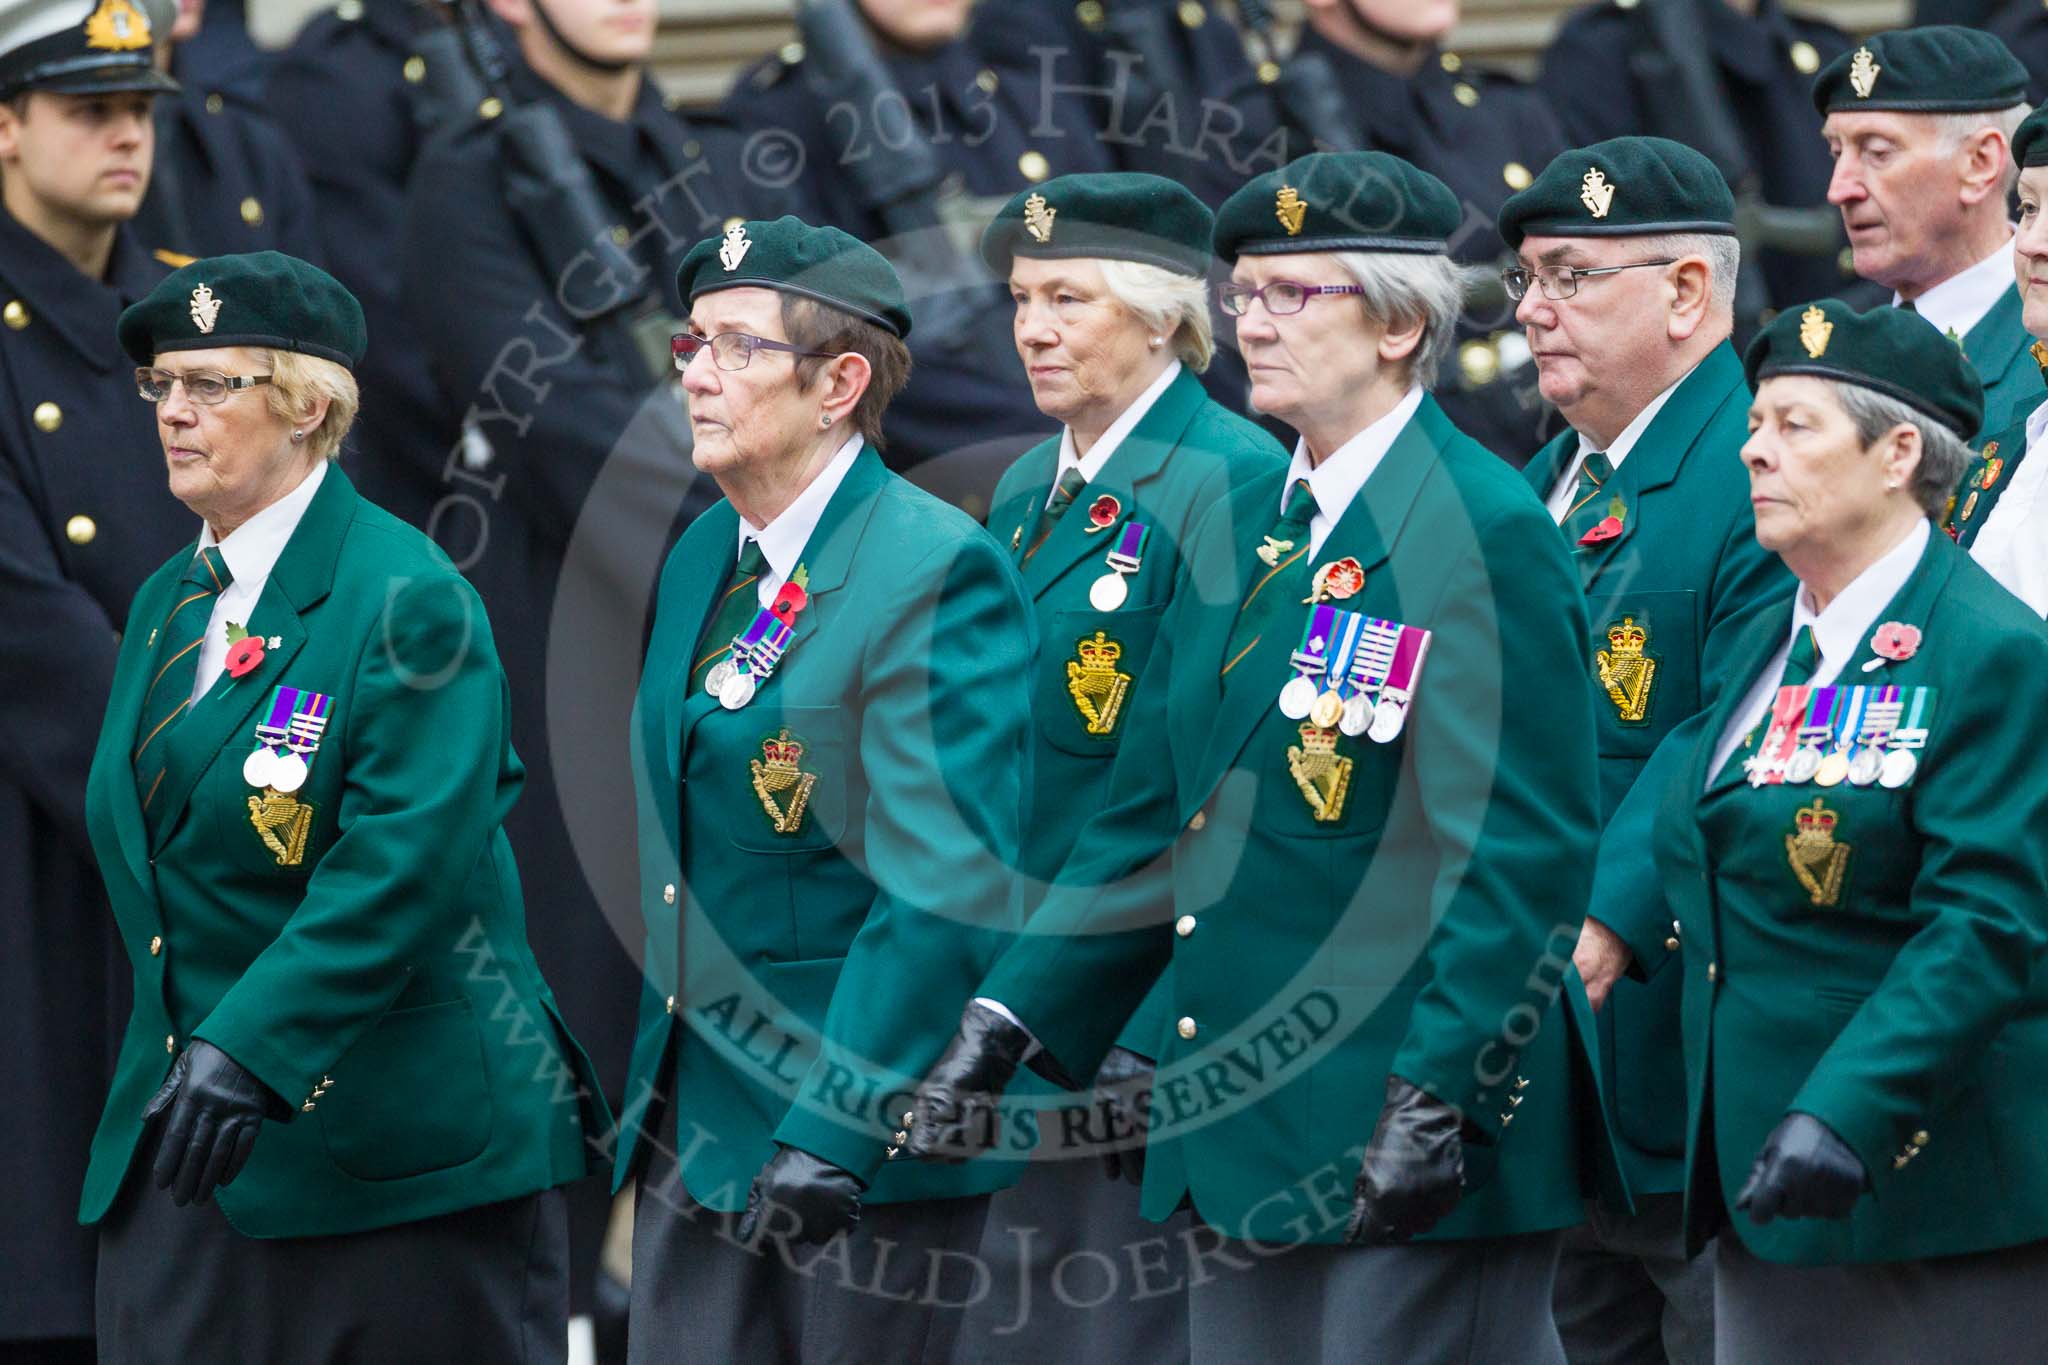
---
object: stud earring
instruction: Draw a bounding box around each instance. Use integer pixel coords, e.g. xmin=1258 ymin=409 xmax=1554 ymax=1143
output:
xmin=290 ymin=430 xmax=306 ymax=444
xmin=1149 ymin=336 xmax=1164 ymax=348
xmin=820 ymin=414 xmax=833 ymax=428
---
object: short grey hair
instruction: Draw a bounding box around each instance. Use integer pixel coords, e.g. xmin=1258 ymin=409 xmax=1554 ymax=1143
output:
xmin=260 ymin=350 xmax=358 ymax=462
xmin=1826 ymin=379 xmax=1972 ymax=518
xmin=1635 ymin=232 xmax=1742 ymax=317
xmin=1329 ymin=250 xmax=1483 ymax=391
xmin=1097 ymin=258 xmax=1215 ymax=373
xmin=1933 ymin=102 xmax=2033 ymax=195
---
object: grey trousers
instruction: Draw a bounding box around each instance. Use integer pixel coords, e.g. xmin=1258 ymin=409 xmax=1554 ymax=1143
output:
xmin=1554 ymin=1193 xmax=1716 ymax=1365
xmin=1188 ymin=1224 xmax=1568 ymax=1365
xmin=1714 ymin=1230 xmax=2048 ymax=1365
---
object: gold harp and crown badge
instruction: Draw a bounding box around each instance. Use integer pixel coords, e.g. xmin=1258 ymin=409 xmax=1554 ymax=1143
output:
xmin=84 ymin=0 xmax=151 ymax=52
xmin=247 ymin=790 xmax=314 ymax=866
xmin=1595 ymin=615 xmax=1658 ymax=724
xmin=1799 ymin=305 xmax=1833 ymax=359
xmin=1023 ymin=192 xmax=1057 ymax=244
xmin=750 ymin=729 xmax=818 ymax=835
xmin=1849 ymin=46 xmax=1881 ymax=100
xmin=1286 ymin=723 xmax=1352 ymax=824
xmin=1786 ymin=798 xmax=1851 ymax=907
xmin=1275 ymin=185 xmax=1306 ymax=236
xmin=189 ymin=283 xmax=221 ymax=334
xmin=718 ymin=222 xmax=753 ymax=272
xmin=1066 ymin=631 xmax=1132 ymax=736
xmin=1579 ymin=167 xmax=1615 ymax=219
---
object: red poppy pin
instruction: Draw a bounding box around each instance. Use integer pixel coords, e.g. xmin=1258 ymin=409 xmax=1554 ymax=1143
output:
xmin=1577 ymin=497 xmax=1627 ymax=547
xmin=1871 ymin=621 xmax=1921 ymax=662
xmin=1085 ymin=493 xmax=1121 ymax=532
xmin=1306 ymin=556 xmax=1365 ymax=603
xmin=769 ymin=564 xmax=812 ymax=628
xmin=225 ymin=634 xmax=266 ymax=678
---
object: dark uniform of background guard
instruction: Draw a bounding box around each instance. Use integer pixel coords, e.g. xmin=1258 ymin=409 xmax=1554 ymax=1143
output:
xmin=0 ymin=2 xmax=183 ymax=1358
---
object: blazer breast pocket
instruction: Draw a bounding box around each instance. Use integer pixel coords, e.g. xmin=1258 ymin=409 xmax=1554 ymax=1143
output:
xmin=1036 ymin=604 xmax=1166 ymax=756
xmin=1584 ymin=589 xmax=1700 ymax=758
xmin=718 ymin=702 xmax=851 ymax=855
xmin=209 ymin=750 xmax=324 ymax=878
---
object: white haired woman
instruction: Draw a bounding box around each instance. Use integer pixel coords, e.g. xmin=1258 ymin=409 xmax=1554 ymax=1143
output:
xmin=83 ymin=252 xmax=609 ymax=1362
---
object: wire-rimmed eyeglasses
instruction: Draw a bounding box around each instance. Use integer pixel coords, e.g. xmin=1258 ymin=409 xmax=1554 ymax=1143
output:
xmin=1501 ymin=259 xmax=1677 ymax=302
xmin=671 ymin=331 xmax=837 ymax=372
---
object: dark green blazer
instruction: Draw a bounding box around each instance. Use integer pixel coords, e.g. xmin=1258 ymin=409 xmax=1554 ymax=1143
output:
xmin=1950 ymin=409 xmax=2034 ymax=548
xmin=1961 ymin=285 xmax=2046 ymax=443
xmin=81 ymin=466 xmax=607 ymax=1237
xmin=615 ymin=447 xmax=1035 ymax=1209
xmin=990 ymin=367 xmax=1285 ymax=1066
xmin=978 ymin=395 xmax=1609 ymax=1244
xmin=1524 ymin=341 xmax=1792 ymax=1191
xmin=1651 ymin=530 xmax=2048 ymax=1265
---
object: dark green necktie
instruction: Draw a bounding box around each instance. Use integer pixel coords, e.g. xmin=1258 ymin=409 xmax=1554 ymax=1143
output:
xmin=1561 ymin=449 xmax=1615 ymax=546
xmin=1719 ymin=624 xmax=1822 ymax=782
xmin=1897 ymin=298 xmax=1917 ymax=314
xmin=690 ymin=539 xmax=770 ymax=692
xmin=1023 ymin=467 xmax=1089 ymax=563
xmin=1222 ymin=478 xmax=1318 ymax=677
xmin=134 ymin=547 xmax=232 ymax=816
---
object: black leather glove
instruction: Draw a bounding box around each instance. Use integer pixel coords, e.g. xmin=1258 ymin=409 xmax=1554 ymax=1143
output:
xmin=141 ymin=1039 xmax=290 ymax=1207
xmin=903 ymin=1001 xmax=1046 ymax=1163
xmin=1736 ymin=1112 xmax=1867 ymax=1224
xmin=1092 ymin=1046 xmax=1154 ymax=1186
xmin=1345 ymin=1076 xmax=1467 ymax=1245
xmin=735 ymin=1144 xmax=865 ymax=1246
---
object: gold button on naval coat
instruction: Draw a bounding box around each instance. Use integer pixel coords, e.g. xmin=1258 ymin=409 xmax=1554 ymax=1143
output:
xmin=66 ymin=515 xmax=96 ymax=545
xmin=1177 ymin=1016 xmax=1197 ymax=1040
xmin=3 ymin=299 xmax=27 ymax=329
xmin=33 ymin=402 xmax=60 ymax=432
xmin=204 ymin=92 xmax=223 ymax=114
xmin=1453 ymin=82 xmax=1479 ymax=108
xmin=1176 ymin=915 xmax=1196 ymax=938
xmin=662 ymin=883 xmax=676 ymax=904
xmin=1914 ymin=1129 xmax=1931 ymax=1147
xmin=403 ymin=55 xmax=426 ymax=84
xmin=149 ymin=935 xmax=162 ymax=956
xmin=1256 ymin=60 xmax=1280 ymax=84
xmin=1458 ymin=339 xmax=1499 ymax=387
xmin=1440 ymin=51 xmax=1463 ymax=73
xmin=1178 ymin=1 xmax=1205 ymax=27
xmin=240 ymin=197 xmax=264 ymax=227
xmin=975 ymin=68 xmax=997 ymax=95
xmin=1019 ymin=151 xmax=1051 ymax=183
xmin=1075 ymin=0 xmax=1105 ymax=30
xmin=1790 ymin=41 xmax=1820 ymax=75
xmin=1502 ymin=161 xmax=1531 ymax=191
xmin=479 ymin=96 xmax=504 ymax=120
xmin=779 ymin=41 xmax=805 ymax=65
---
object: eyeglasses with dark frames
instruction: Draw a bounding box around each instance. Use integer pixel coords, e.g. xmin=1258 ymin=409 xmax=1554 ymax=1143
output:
xmin=1215 ymin=280 xmax=1370 ymax=317
xmin=671 ymin=331 xmax=839 ymax=373
xmin=135 ymin=367 xmax=274 ymax=405
xmin=1501 ymin=259 xmax=1678 ymax=302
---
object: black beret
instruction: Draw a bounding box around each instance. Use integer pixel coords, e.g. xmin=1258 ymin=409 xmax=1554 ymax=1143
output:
xmin=1213 ymin=152 xmax=1460 ymax=263
xmin=2012 ymin=104 xmax=2048 ymax=169
xmin=1744 ymin=298 xmax=1984 ymax=440
xmin=677 ymin=215 xmax=911 ymax=339
xmin=1498 ymin=137 xmax=1735 ymax=250
xmin=981 ymin=172 xmax=1213 ymax=278
xmin=119 ymin=251 xmax=366 ymax=368
xmin=1812 ymin=27 xmax=2027 ymax=116
xmin=0 ymin=0 xmax=178 ymax=99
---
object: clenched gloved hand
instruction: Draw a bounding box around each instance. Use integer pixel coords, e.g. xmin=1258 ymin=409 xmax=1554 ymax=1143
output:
xmin=736 ymin=1144 xmax=865 ymax=1245
xmin=903 ymin=1001 xmax=1059 ymax=1163
xmin=1092 ymin=1046 xmax=1155 ymax=1186
xmin=142 ymin=1039 xmax=290 ymax=1207
xmin=1736 ymin=1113 xmax=1867 ymax=1224
xmin=1345 ymin=1076 xmax=1468 ymax=1245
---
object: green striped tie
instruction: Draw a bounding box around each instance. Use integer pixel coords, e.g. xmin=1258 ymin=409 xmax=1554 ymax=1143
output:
xmin=1023 ymin=467 xmax=1090 ymax=564
xmin=1221 ymin=478 xmax=1318 ymax=678
xmin=1719 ymin=625 xmax=1822 ymax=782
xmin=690 ymin=539 xmax=770 ymax=692
xmin=1561 ymin=449 xmax=1615 ymax=546
xmin=134 ymin=547 xmax=231 ymax=817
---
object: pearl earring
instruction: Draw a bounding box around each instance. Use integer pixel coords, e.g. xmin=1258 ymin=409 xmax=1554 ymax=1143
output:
xmin=1148 ymin=336 xmax=1164 ymax=348
xmin=290 ymin=430 xmax=306 ymax=444
xmin=820 ymin=414 xmax=833 ymax=428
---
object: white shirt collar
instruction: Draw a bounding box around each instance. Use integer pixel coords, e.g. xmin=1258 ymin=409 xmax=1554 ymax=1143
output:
xmin=1894 ymin=232 xmax=2015 ymax=343
xmin=199 ymin=459 xmax=327 ymax=585
xmin=1050 ymin=360 xmax=1183 ymax=506
xmin=1283 ymin=386 xmax=1425 ymax=558
xmin=1548 ymin=362 xmax=1698 ymax=519
xmin=1788 ymin=516 xmax=1930 ymax=676
xmin=738 ymin=434 xmax=863 ymax=600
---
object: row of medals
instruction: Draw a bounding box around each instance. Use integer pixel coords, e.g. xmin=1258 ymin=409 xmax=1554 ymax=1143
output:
xmin=243 ymin=743 xmax=312 ymax=793
xmin=1767 ymin=734 xmax=1918 ymax=790
xmin=1278 ymin=671 xmax=1404 ymax=744
xmin=704 ymin=652 xmax=763 ymax=710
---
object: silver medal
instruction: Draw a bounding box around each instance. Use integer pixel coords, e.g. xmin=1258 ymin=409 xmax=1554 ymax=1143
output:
xmin=269 ymin=751 xmax=309 ymax=794
xmin=242 ymin=746 xmax=278 ymax=789
xmin=1339 ymin=692 xmax=1372 ymax=737
xmin=1878 ymin=748 xmax=1918 ymax=789
xmin=1784 ymin=745 xmax=1823 ymax=785
xmin=1368 ymin=698 xmax=1405 ymax=744
xmin=1088 ymin=572 xmax=1130 ymax=612
xmin=1278 ymin=675 xmax=1318 ymax=720
xmin=1847 ymin=746 xmax=1884 ymax=787
xmin=704 ymin=657 xmax=736 ymax=697
xmin=719 ymin=670 xmax=758 ymax=711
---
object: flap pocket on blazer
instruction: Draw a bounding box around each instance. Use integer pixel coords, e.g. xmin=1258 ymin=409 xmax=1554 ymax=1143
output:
xmin=319 ymin=998 xmax=493 ymax=1181
xmin=1037 ymin=605 xmax=1167 ymax=756
xmin=721 ymin=704 xmax=850 ymax=854
xmin=1584 ymin=589 xmax=1700 ymax=757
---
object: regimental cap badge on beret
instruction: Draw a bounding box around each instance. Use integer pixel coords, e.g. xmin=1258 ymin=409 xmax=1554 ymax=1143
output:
xmin=1579 ymin=167 xmax=1615 ymax=219
xmin=1275 ymin=185 xmax=1306 ymax=236
xmin=718 ymin=222 xmax=752 ymax=272
xmin=1849 ymin=46 xmax=1880 ymax=99
xmin=188 ymin=282 xmax=220 ymax=334
xmin=1799 ymin=305 xmax=1832 ymax=358
xmin=1023 ymin=192 xmax=1056 ymax=244
xmin=84 ymin=0 xmax=150 ymax=51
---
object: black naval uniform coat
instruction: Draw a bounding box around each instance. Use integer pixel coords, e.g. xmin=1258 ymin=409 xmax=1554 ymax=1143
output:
xmin=0 ymin=211 xmax=180 ymax=1343
xmin=133 ymin=77 xmax=323 ymax=268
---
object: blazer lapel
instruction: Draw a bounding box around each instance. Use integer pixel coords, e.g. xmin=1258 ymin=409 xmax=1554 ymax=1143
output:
xmin=1963 ymin=285 xmax=2027 ymax=391
xmin=1697 ymin=600 xmax=1794 ymax=799
xmin=103 ymin=562 xmax=187 ymax=891
xmin=1831 ymin=528 xmax=1954 ymax=681
xmin=994 ymin=441 xmax=1057 ymax=569
xmin=146 ymin=466 xmax=357 ymax=853
xmin=659 ymin=502 xmax=742 ymax=766
xmin=1522 ymin=427 xmax=1577 ymax=504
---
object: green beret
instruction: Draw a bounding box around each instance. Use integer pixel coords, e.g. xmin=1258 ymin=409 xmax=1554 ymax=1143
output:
xmin=981 ymin=172 xmax=1213 ymax=278
xmin=1212 ymin=152 xmax=1460 ymax=263
xmin=1812 ymin=26 xmax=2027 ymax=116
xmin=676 ymin=215 xmax=911 ymax=339
xmin=1743 ymin=298 xmax=1984 ymax=440
xmin=2012 ymin=104 xmax=2048 ymax=169
xmin=119 ymin=251 xmax=365 ymax=368
xmin=1497 ymin=137 xmax=1735 ymax=249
